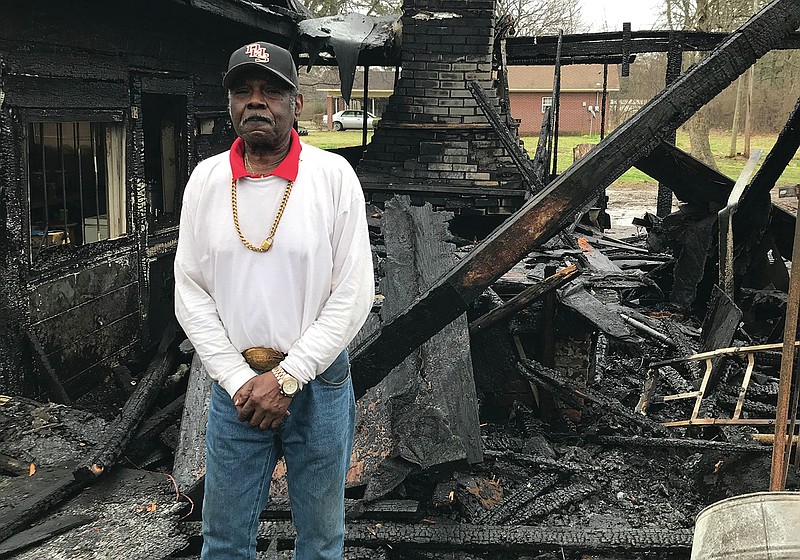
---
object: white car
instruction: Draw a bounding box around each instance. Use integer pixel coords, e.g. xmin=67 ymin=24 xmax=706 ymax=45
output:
xmin=323 ymin=110 xmax=378 ymax=131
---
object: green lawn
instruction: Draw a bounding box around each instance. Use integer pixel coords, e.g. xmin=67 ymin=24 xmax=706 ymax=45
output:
xmin=520 ymin=131 xmax=800 ymax=186
xmin=300 ymin=124 xmax=800 ymax=187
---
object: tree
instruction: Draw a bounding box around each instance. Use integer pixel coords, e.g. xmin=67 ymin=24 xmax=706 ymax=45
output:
xmin=662 ymin=0 xmax=759 ymax=168
xmin=304 ymin=0 xmax=400 ymax=17
xmin=497 ymin=0 xmax=583 ymax=36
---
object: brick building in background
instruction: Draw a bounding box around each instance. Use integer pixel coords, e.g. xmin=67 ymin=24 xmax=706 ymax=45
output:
xmin=508 ymin=64 xmax=620 ymax=135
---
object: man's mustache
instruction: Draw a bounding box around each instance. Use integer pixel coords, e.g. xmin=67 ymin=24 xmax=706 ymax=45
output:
xmin=241 ymin=114 xmax=274 ymax=126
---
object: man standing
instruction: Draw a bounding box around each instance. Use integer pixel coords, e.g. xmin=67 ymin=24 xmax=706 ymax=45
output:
xmin=174 ymin=41 xmax=374 ymax=559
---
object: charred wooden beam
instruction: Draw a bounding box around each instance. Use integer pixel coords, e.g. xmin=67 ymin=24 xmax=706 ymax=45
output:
xmin=0 ymin=453 xmax=30 ymax=476
xmin=531 ymin=107 xmax=553 ymax=187
xmin=260 ymin=498 xmax=421 ymax=521
xmin=483 ymin=449 xmax=600 ymax=474
xmin=591 ymin=435 xmax=769 ymax=453
xmin=736 ymin=95 xmax=800 ymax=263
xmin=512 ymin=483 xmax=597 ymax=524
xmin=74 ymin=324 xmax=180 ymax=480
xmin=466 ymin=80 xmax=542 ymax=192
xmin=182 ymin=520 xmax=692 ymax=552
xmin=349 ymin=0 xmax=800 ymax=394
xmin=745 ymin=96 xmax=800 ymax=201
xmin=475 ymin=473 xmax=559 ymax=525
xmin=506 ymin=30 xmax=800 ymax=66
xmin=127 ymin=393 xmax=186 ymax=455
xmin=469 ymin=264 xmax=580 ymax=334
xmin=518 ymin=360 xmax=671 ymax=437
xmin=700 ymin=287 xmax=743 ymax=391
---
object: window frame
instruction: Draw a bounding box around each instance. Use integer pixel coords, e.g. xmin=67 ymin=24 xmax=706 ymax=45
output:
xmin=542 ymin=96 xmax=553 ymax=114
xmin=21 ymin=111 xmax=128 ymax=261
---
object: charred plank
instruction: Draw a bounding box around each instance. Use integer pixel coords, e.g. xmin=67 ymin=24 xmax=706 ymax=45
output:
xmin=510 ymin=483 xmax=597 ymax=524
xmin=469 ymin=264 xmax=580 ymax=334
xmin=475 ymin=472 xmax=560 ymax=525
xmin=466 ymin=80 xmax=542 ymax=192
xmin=0 ymin=513 xmax=96 ymax=558
xmin=591 ymin=435 xmax=769 ymax=453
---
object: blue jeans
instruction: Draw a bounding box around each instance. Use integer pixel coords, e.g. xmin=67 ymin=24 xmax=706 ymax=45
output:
xmin=201 ymin=351 xmax=355 ymax=559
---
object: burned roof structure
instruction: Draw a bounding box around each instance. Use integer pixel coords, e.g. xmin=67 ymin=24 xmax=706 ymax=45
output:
xmin=2 ymin=0 xmax=800 ymax=557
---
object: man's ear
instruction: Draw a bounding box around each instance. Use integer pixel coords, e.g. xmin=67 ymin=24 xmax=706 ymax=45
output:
xmin=294 ymin=93 xmax=304 ymax=121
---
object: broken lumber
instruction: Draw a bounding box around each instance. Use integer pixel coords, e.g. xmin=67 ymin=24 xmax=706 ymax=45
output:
xmin=700 ymin=286 xmax=744 ymax=389
xmin=468 ymin=264 xmax=580 ymax=334
xmin=511 ymin=483 xmax=597 ymax=524
xmin=74 ymin=323 xmax=180 ymax=480
xmin=0 ymin=465 xmax=86 ymax=543
xmin=350 ymin=0 xmax=800 ymax=394
xmin=518 ymin=360 xmax=671 ymax=436
xmin=466 ymin=80 xmax=543 ymax=192
xmin=127 ymin=393 xmax=186 ymax=456
xmin=591 ymin=435 xmax=769 ymax=454
xmin=474 ymin=472 xmax=559 ymax=525
xmin=635 ymin=141 xmax=731 ymax=208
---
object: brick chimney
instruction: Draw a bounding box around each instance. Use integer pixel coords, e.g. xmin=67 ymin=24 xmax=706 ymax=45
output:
xmin=358 ymin=0 xmax=526 ymax=215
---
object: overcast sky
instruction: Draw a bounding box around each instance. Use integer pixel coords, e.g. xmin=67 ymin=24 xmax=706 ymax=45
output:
xmin=580 ymin=0 xmax=663 ymax=32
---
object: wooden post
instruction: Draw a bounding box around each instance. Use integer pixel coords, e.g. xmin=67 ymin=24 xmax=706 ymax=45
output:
xmin=770 ymin=188 xmax=800 ymax=491
xmin=657 ymin=32 xmax=683 ymax=218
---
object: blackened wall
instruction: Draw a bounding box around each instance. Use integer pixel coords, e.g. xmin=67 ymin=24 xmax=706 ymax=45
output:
xmin=0 ymin=0 xmax=289 ymax=397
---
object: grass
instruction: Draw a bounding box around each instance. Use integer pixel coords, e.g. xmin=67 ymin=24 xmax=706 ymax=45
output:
xmin=299 ymin=122 xmax=800 ymax=187
xmin=521 ymin=130 xmax=800 ymax=186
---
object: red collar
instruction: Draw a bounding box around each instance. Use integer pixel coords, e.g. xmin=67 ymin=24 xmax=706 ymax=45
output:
xmin=229 ymin=129 xmax=302 ymax=182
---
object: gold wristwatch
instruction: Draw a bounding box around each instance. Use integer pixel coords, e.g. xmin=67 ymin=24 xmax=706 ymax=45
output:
xmin=272 ymin=365 xmax=299 ymax=397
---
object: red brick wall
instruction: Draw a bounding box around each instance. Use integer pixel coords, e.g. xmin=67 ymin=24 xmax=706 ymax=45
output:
xmin=510 ymin=92 xmax=609 ymax=136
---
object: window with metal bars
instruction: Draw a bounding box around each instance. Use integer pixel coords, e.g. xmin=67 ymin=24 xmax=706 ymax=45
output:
xmin=27 ymin=121 xmax=126 ymax=255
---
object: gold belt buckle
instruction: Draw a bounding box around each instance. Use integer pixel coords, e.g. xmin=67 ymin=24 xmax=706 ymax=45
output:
xmin=242 ymin=347 xmax=285 ymax=372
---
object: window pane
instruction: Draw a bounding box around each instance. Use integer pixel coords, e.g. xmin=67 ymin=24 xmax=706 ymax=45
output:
xmin=28 ymin=121 xmax=124 ymax=255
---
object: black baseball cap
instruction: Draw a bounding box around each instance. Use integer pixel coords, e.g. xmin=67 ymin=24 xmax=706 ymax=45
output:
xmin=223 ymin=42 xmax=299 ymax=90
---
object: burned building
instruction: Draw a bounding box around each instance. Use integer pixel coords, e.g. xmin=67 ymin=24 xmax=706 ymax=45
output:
xmin=1 ymin=0 xmax=800 ymax=557
xmin=0 ymin=0 xmax=305 ymax=399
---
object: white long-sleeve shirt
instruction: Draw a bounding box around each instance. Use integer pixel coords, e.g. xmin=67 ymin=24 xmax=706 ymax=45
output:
xmin=174 ymin=143 xmax=374 ymax=397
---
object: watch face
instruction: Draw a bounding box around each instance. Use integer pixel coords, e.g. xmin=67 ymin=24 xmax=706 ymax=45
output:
xmin=282 ymin=376 xmax=299 ymax=396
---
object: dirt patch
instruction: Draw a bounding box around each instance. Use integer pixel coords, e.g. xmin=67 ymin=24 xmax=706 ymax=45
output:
xmin=605 ymin=181 xmax=673 ymax=238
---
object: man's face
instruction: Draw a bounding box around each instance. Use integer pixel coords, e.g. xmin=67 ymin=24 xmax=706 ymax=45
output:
xmin=228 ymin=71 xmax=303 ymax=149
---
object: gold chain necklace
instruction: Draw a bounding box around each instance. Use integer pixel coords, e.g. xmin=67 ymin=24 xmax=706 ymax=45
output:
xmin=231 ymin=175 xmax=293 ymax=252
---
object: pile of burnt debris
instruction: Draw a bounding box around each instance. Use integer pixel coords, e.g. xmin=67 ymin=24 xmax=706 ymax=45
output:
xmin=1 ymin=188 xmax=798 ymax=559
